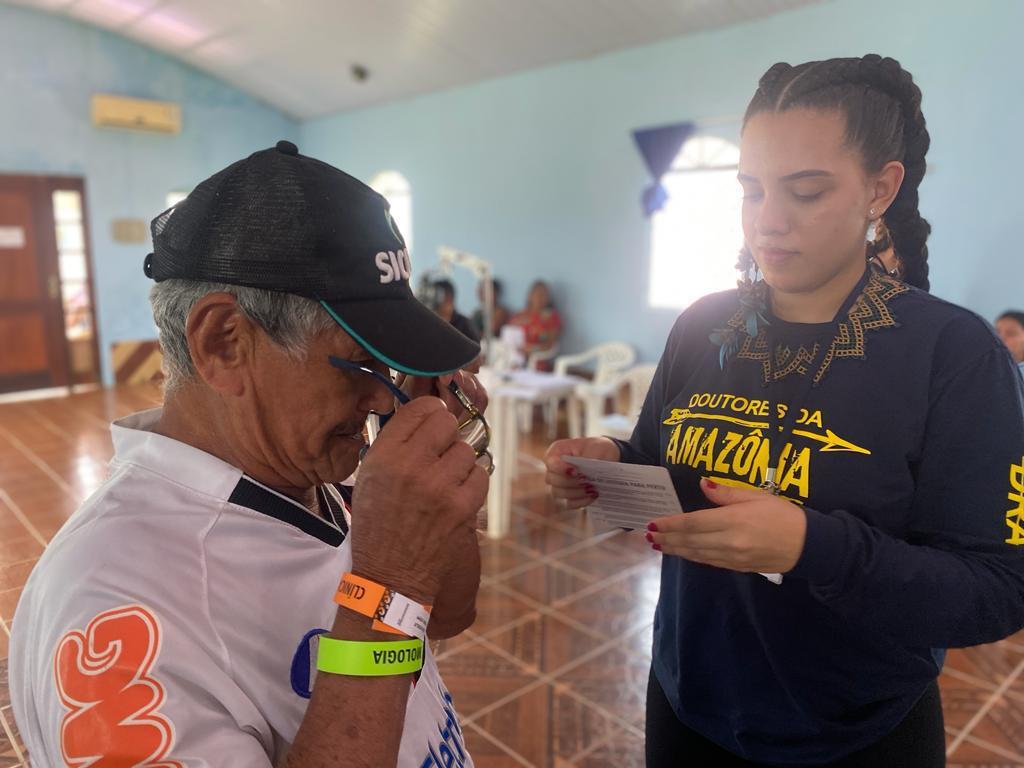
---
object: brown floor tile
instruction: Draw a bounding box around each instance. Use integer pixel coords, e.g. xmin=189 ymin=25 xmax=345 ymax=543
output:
xmin=462 ymin=722 xmax=533 ymax=767
xmin=610 ymin=563 xmax=662 ymax=615
xmin=480 ymin=539 xmax=537 ymax=579
xmin=1004 ymin=629 xmax=1024 ymax=651
xmin=470 ymin=585 xmax=537 ymax=637
xmin=473 ymin=682 xmax=618 ymax=768
xmin=437 ymin=641 xmax=538 ymax=720
xmin=558 ymin=583 xmax=652 ymax=639
xmin=0 ymin=561 xmax=36 ymax=595
xmin=940 ymin=669 xmax=997 ymax=732
xmin=595 ymin=531 xmax=659 ymax=564
xmin=0 ymin=593 xmax=20 ymax=629
xmin=494 ymin=563 xmax=592 ymax=606
xmin=616 ymin=621 xmax=654 ymax=662
xmin=946 ymin=645 xmax=1024 ymax=688
xmin=485 ymin=612 xmax=608 ymax=676
xmin=568 ymin=726 xmax=645 ymax=768
xmin=556 ymin=647 xmax=650 ymax=726
xmin=0 ymin=540 xmax=42 ymax=571
xmin=506 ymin=518 xmax=584 ymax=557
xmin=957 ymin=696 xmax=1024 ymax=761
xmin=0 ymin=706 xmax=26 ymax=767
xmin=433 ymin=631 xmax=482 ymax=660
xmin=0 ymin=633 xmax=7 ymax=664
xmin=553 ymin=534 xmax=655 ymax=579
xmin=949 ymin=734 xmax=1024 ymax=766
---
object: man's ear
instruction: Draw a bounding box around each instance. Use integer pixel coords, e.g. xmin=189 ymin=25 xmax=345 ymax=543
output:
xmin=185 ymin=293 xmax=256 ymax=397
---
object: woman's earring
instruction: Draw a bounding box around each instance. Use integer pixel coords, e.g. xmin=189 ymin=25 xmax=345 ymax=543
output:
xmin=867 ymin=218 xmax=878 ymax=242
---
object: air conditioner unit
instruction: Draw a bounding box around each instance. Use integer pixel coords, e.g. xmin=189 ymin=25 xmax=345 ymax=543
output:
xmin=91 ymin=94 xmax=181 ymax=134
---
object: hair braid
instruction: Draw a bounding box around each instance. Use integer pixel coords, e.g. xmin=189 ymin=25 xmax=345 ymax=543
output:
xmin=744 ymin=54 xmax=932 ymax=290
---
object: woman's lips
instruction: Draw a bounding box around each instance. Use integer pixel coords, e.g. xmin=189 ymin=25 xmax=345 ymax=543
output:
xmin=758 ymin=247 xmax=799 ymax=266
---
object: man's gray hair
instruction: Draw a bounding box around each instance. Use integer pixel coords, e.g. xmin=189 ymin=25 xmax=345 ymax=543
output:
xmin=150 ymin=280 xmax=335 ymax=391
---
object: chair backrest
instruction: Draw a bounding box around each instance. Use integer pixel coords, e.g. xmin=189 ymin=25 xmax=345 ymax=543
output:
xmin=621 ymin=364 xmax=659 ymax=416
xmin=555 ymin=341 xmax=635 ymax=381
xmin=527 ymin=344 xmax=560 ymax=371
xmin=591 ymin=342 xmax=636 ymax=385
xmin=486 ymin=339 xmax=523 ymax=371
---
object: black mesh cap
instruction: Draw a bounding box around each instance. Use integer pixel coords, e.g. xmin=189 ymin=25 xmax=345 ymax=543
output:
xmin=146 ymin=140 xmax=479 ymax=376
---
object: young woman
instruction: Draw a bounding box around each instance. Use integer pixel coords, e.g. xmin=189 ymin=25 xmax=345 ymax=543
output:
xmin=546 ymin=55 xmax=1024 ymax=767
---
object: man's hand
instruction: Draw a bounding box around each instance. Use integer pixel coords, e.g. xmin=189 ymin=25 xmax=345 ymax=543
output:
xmin=351 ymin=397 xmax=488 ymax=604
xmin=399 ymin=370 xmax=488 ymax=421
xmin=543 ymin=437 xmax=621 ymax=509
xmin=646 ymin=479 xmax=807 ymax=574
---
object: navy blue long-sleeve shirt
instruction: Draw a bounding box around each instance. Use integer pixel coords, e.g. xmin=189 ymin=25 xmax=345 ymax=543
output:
xmin=616 ymin=270 xmax=1024 ymax=764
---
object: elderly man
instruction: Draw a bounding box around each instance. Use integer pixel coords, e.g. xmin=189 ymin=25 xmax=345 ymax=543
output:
xmin=10 ymin=141 xmax=489 ymax=767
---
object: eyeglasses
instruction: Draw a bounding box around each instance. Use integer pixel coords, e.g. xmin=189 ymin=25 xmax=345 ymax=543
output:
xmin=327 ymin=356 xmax=493 ymax=475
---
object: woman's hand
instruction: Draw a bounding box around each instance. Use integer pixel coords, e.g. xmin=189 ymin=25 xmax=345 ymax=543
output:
xmin=646 ymin=479 xmax=808 ymax=574
xmin=543 ymin=437 xmax=621 ymax=509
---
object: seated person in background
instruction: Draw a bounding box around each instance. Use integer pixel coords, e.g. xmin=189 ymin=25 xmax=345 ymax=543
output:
xmin=9 ymin=141 xmax=488 ymax=768
xmin=511 ymin=279 xmax=562 ymax=368
xmin=996 ymin=310 xmax=1024 ymax=371
xmin=433 ymin=278 xmax=481 ymax=343
xmin=471 ymin=278 xmax=510 ymax=338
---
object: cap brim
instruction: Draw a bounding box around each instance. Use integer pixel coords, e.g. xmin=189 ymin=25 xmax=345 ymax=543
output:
xmin=320 ymin=298 xmax=481 ymax=377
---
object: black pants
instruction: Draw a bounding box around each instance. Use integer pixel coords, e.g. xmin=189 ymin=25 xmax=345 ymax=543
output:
xmin=645 ymin=668 xmax=945 ymax=767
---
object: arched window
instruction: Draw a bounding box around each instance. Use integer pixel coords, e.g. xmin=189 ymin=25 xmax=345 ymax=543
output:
xmin=649 ymin=135 xmax=742 ymax=310
xmin=370 ymin=171 xmax=412 ymax=253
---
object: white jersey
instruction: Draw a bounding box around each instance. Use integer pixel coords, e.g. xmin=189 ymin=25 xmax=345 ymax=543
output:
xmin=9 ymin=408 xmax=473 ymax=767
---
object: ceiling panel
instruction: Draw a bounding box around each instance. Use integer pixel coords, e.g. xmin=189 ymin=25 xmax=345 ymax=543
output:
xmin=4 ymin=0 xmax=823 ymax=119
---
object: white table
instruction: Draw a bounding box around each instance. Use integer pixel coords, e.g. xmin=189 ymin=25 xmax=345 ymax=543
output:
xmin=478 ymin=368 xmax=582 ymax=538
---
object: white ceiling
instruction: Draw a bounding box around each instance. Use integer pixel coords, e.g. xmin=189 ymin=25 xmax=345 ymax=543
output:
xmin=6 ymin=0 xmax=822 ymax=120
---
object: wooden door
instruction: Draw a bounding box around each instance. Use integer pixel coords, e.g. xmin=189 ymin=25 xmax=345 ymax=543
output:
xmin=0 ymin=176 xmax=68 ymax=393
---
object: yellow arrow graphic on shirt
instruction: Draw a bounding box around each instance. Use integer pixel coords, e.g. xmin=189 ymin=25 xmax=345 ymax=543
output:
xmin=663 ymin=410 xmax=871 ymax=455
xmin=791 ymin=428 xmax=872 ymax=455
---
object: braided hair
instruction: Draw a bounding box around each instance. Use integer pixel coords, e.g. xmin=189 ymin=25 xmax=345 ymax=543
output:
xmin=741 ymin=55 xmax=932 ymax=290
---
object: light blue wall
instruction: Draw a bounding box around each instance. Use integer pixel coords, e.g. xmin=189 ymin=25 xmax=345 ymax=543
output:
xmin=0 ymin=4 xmax=298 ymax=383
xmin=301 ymin=0 xmax=1024 ymax=363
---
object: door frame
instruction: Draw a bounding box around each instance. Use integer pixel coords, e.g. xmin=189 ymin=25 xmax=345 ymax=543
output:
xmin=0 ymin=173 xmax=101 ymax=391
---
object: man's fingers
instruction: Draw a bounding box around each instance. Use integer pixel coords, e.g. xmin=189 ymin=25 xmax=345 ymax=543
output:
xmin=439 ymin=439 xmax=479 ymax=484
xmin=455 ymin=465 xmax=490 ymax=521
xmin=374 ymin=396 xmax=448 ymax=444
xmin=404 ymin=408 xmax=463 ymax=458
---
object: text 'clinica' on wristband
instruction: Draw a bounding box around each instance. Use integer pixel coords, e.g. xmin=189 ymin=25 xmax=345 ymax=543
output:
xmin=334 ymin=572 xmax=432 ymax=638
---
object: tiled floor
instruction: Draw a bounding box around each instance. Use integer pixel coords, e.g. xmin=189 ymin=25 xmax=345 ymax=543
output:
xmin=1 ymin=385 xmax=1023 ymax=766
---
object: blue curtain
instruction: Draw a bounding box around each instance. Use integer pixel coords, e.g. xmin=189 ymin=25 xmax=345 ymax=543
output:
xmin=632 ymin=122 xmax=695 ymax=216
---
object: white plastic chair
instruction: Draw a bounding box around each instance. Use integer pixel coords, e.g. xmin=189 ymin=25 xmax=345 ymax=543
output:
xmin=516 ymin=344 xmax=561 ymax=434
xmin=534 ymin=342 xmax=636 ymax=438
xmin=526 ymin=345 xmax=559 ymax=371
xmin=574 ymin=363 xmax=658 ymax=439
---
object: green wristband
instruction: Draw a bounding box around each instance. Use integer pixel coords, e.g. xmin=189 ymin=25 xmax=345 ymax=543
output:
xmin=316 ymin=636 xmax=424 ymax=677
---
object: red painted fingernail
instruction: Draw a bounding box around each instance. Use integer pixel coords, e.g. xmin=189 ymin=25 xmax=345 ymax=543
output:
xmin=645 ymin=532 xmax=653 ymax=543
xmin=647 ymin=522 xmax=659 ymax=533
xmin=652 ymin=544 xmax=662 ymax=552
xmin=704 ymin=478 xmax=718 ymax=489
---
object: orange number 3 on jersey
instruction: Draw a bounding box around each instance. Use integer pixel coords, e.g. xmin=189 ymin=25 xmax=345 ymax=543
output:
xmin=54 ymin=604 xmax=183 ymax=768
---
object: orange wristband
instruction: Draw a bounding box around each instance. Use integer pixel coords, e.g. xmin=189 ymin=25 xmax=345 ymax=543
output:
xmin=334 ymin=572 xmax=431 ymax=638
